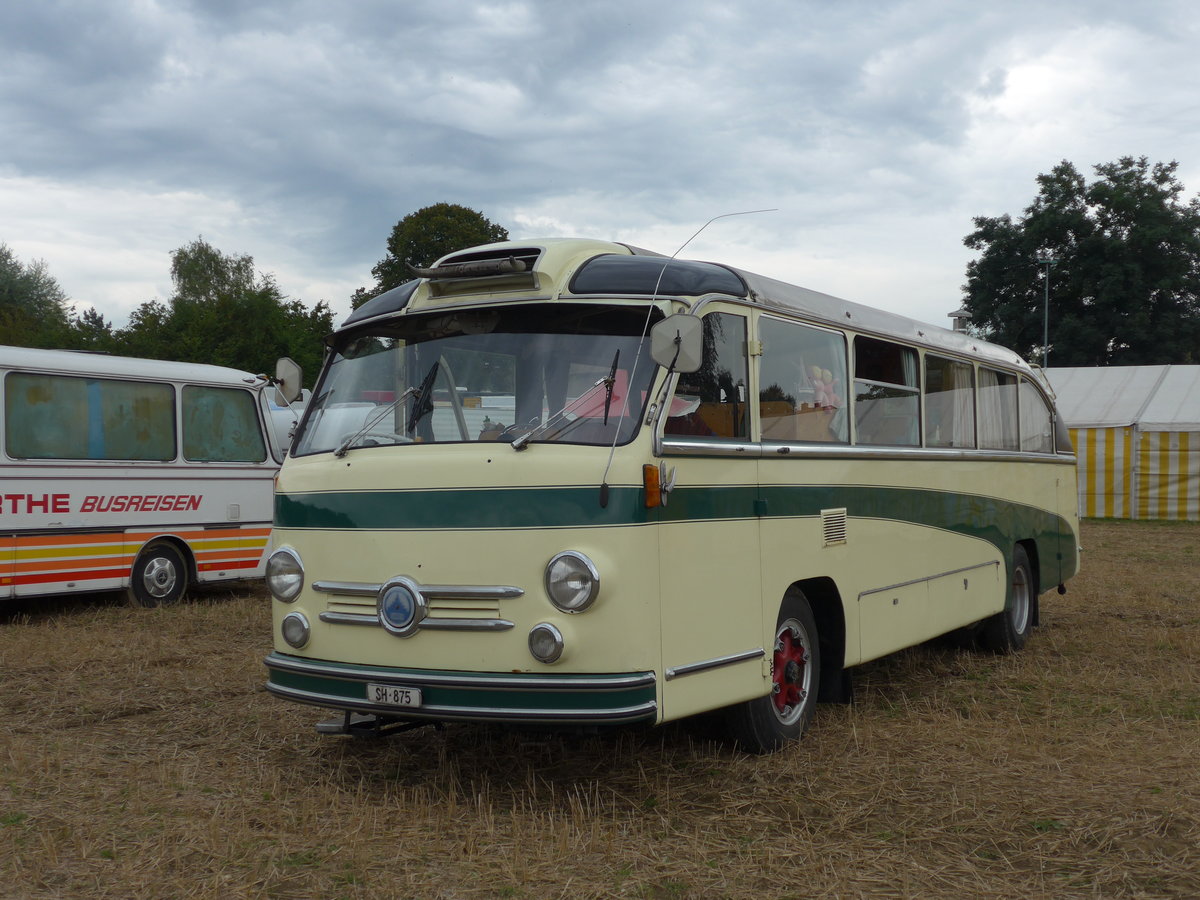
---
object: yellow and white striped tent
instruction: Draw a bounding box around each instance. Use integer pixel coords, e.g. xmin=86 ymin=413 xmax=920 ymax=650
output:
xmin=1047 ymin=366 xmax=1200 ymax=521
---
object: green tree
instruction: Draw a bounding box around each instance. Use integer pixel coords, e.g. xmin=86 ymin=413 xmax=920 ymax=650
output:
xmin=0 ymin=243 xmax=73 ymax=348
xmin=116 ymin=238 xmax=332 ymax=386
xmin=962 ymin=157 xmax=1200 ymax=366
xmin=354 ymin=203 xmax=509 ymax=308
xmin=69 ymin=307 xmax=117 ymax=352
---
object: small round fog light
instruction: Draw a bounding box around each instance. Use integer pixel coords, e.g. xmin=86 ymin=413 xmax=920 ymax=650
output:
xmin=281 ymin=611 xmax=310 ymax=649
xmin=528 ymin=622 xmax=565 ymax=663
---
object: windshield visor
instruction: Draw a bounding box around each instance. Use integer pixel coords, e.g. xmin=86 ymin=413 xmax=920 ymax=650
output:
xmin=293 ymin=304 xmax=661 ymax=455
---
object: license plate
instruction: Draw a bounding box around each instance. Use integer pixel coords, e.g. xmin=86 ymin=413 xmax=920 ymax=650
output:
xmin=366 ymin=683 xmax=422 ymax=707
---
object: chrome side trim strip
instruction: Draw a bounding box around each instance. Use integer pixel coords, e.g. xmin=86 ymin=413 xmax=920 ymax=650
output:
xmin=313 ymin=581 xmax=524 ymax=600
xmin=264 ymin=654 xmax=658 ymax=691
xmin=857 ymin=560 xmax=1001 ymax=600
xmin=665 ymin=648 xmax=764 ymax=681
xmin=661 ymin=438 xmax=1076 ymax=465
xmin=264 ymin=683 xmax=658 ymax=724
xmin=318 ymin=611 xmax=514 ymax=632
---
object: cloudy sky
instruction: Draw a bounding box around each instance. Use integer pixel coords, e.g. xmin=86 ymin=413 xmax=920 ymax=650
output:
xmin=3 ymin=0 xmax=1198 ymax=332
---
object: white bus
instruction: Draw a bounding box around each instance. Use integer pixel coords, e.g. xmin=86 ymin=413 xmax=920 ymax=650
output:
xmin=0 ymin=346 xmax=301 ymax=607
xmin=264 ymin=239 xmax=1080 ymax=752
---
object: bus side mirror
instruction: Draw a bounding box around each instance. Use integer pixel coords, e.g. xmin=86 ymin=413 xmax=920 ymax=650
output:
xmin=650 ymin=314 xmax=703 ymax=374
xmin=274 ymin=357 xmax=303 ymax=405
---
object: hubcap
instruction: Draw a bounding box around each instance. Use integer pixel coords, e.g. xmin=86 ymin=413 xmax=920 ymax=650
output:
xmin=771 ymin=620 xmax=811 ymax=725
xmin=1011 ymin=566 xmax=1030 ymax=633
xmin=142 ymin=557 xmax=177 ymax=599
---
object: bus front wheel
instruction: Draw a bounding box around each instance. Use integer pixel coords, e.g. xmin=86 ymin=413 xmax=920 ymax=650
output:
xmin=724 ymin=591 xmax=821 ymax=754
xmin=128 ymin=541 xmax=189 ymax=608
xmin=980 ymin=544 xmax=1034 ymax=653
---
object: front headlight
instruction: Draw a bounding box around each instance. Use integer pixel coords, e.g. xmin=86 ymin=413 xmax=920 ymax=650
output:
xmin=266 ymin=548 xmax=304 ymax=602
xmin=544 ymin=551 xmax=600 ymax=613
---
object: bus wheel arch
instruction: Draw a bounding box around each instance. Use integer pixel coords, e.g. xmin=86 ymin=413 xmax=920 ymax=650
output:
xmin=127 ymin=538 xmax=191 ymax=608
xmin=980 ymin=542 xmax=1037 ymax=654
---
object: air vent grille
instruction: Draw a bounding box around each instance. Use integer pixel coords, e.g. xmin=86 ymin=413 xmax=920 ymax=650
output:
xmin=821 ymin=508 xmax=847 ymax=547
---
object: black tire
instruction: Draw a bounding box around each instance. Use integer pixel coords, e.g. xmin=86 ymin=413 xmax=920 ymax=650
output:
xmin=127 ymin=541 xmax=188 ymax=608
xmin=724 ymin=590 xmax=821 ymax=754
xmin=980 ymin=544 xmax=1035 ymax=653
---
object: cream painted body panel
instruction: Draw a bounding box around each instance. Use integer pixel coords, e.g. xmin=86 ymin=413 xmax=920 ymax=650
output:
xmin=656 ymin=456 xmax=764 ymax=722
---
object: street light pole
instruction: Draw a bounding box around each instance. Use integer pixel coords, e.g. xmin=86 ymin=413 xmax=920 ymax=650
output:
xmin=1036 ymin=250 xmax=1058 ymax=367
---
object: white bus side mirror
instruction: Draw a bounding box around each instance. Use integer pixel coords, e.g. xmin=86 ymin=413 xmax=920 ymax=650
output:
xmin=650 ymin=314 xmax=703 ymax=374
xmin=274 ymin=357 xmax=303 ymax=405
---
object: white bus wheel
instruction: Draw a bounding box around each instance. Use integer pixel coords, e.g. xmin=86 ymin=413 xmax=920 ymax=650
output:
xmin=980 ymin=544 xmax=1035 ymax=654
xmin=128 ymin=541 xmax=189 ymax=608
xmin=724 ymin=591 xmax=822 ymax=754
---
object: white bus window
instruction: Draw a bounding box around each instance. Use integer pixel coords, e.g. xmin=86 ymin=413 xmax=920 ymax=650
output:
xmin=978 ymin=368 xmax=1018 ymax=450
xmin=183 ymin=385 xmax=268 ymax=462
xmin=1019 ymin=380 xmax=1054 ymax=453
xmin=758 ymin=318 xmax=848 ymax=443
xmin=664 ymin=313 xmax=749 ymax=439
xmin=924 ymin=355 xmax=976 ymax=448
xmin=853 ymin=337 xmax=919 ymax=446
xmin=5 ymin=372 xmax=175 ymax=460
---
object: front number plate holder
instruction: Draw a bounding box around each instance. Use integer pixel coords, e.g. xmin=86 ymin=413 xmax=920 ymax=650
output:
xmin=366 ymin=683 xmax=423 ymax=707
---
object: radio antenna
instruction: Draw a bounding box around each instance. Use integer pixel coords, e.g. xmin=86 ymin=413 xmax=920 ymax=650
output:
xmin=597 ymin=208 xmax=777 ymax=508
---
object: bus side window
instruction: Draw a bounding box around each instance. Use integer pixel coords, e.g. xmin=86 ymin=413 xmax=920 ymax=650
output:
xmin=978 ymin=368 xmax=1018 ymax=451
xmin=924 ymin=355 xmax=976 ymax=448
xmin=1018 ymin=379 xmax=1054 ymax=453
xmin=758 ymin=317 xmax=848 ymax=443
xmin=853 ymin=337 xmax=919 ymax=446
xmin=4 ymin=372 xmax=175 ymax=461
xmin=665 ymin=312 xmax=748 ymax=439
xmin=183 ymin=385 xmax=268 ymax=462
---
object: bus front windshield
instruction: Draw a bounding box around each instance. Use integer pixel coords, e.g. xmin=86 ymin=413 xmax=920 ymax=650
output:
xmin=293 ymin=304 xmax=661 ymax=456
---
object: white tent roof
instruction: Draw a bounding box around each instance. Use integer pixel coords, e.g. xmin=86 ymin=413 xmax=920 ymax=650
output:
xmin=1046 ymin=365 xmax=1200 ymax=430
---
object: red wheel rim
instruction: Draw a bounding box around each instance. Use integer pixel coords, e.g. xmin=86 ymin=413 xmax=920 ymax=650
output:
xmin=772 ymin=622 xmax=810 ymax=724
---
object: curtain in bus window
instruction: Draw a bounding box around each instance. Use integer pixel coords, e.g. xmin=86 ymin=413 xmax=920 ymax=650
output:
xmin=664 ymin=312 xmax=748 ymax=439
xmin=182 ymin=386 xmax=267 ymax=462
xmin=5 ymin=373 xmax=175 ymax=460
xmin=758 ymin=317 xmax=848 ymax=443
xmin=924 ymin=356 xmax=976 ymax=448
xmin=1018 ymin=380 xmax=1054 ymax=453
xmin=978 ymin=368 xmax=1018 ymax=450
xmin=853 ymin=337 xmax=919 ymax=446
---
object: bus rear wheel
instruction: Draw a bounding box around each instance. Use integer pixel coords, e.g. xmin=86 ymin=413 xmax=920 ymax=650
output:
xmin=980 ymin=544 xmax=1034 ymax=653
xmin=724 ymin=591 xmax=821 ymax=754
xmin=128 ymin=541 xmax=188 ymax=608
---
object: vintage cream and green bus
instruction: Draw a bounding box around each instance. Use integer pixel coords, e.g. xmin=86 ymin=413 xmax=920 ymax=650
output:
xmin=264 ymin=238 xmax=1079 ymax=753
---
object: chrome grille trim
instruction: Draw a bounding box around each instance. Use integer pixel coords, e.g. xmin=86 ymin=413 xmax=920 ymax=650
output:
xmin=318 ymin=611 xmax=515 ymax=631
xmin=313 ymin=581 xmax=523 ymax=601
xmin=314 ymin=578 xmax=523 ymax=633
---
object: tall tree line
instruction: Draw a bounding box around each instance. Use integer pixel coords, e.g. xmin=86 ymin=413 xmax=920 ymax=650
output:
xmin=963 ymin=156 xmax=1200 ymax=366
xmin=0 ymin=238 xmax=332 ymax=386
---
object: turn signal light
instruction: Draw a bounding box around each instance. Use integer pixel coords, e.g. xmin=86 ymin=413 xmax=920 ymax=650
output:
xmin=643 ymin=464 xmax=661 ymax=508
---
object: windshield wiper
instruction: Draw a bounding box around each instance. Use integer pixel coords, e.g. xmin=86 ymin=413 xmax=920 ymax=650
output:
xmin=601 ymin=349 xmax=619 ymax=425
xmin=510 ymin=368 xmax=616 ymax=452
xmin=332 ymin=361 xmax=440 ymax=457
xmin=406 ymin=360 xmax=441 ymax=436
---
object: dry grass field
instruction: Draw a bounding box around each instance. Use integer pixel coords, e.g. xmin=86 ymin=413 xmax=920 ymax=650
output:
xmin=2 ymin=519 xmax=1198 ymax=899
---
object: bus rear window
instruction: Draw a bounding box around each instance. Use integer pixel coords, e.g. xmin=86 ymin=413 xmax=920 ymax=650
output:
xmin=4 ymin=372 xmax=175 ymax=461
